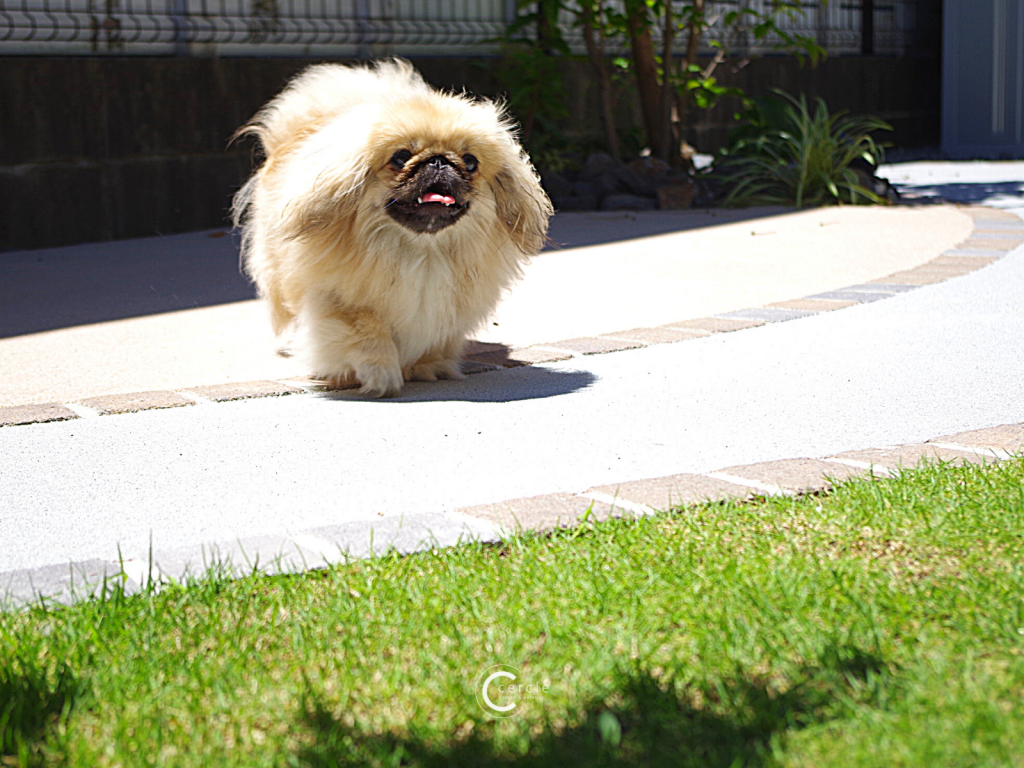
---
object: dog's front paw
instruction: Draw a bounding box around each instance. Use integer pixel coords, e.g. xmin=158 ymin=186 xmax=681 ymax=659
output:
xmin=321 ymin=371 xmax=359 ymax=390
xmin=404 ymin=358 xmax=465 ymax=382
xmin=356 ymin=363 xmax=404 ymax=398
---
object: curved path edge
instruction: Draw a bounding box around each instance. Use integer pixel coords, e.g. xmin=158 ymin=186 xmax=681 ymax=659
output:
xmin=2 ymin=421 xmax=1020 ymax=608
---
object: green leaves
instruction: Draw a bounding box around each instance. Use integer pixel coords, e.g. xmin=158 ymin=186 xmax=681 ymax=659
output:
xmin=681 ymin=64 xmax=744 ymax=110
xmin=716 ymin=90 xmax=893 ymax=208
xmin=499 ymin=2 xmax=831 ymax=165
xmin=597 ymin=710 xmax=623 ymax=746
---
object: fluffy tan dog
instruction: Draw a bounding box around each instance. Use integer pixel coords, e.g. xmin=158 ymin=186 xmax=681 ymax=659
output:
xmin=232 ymin=59 xmax=552 ymax=397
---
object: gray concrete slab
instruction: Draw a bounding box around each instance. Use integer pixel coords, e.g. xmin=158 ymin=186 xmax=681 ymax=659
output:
xmin=0 ymin=559 xmax=137 ymax=608
xmin=300 ymin=512 xmax=499 ymax=560
xmin=805 ymin=290 xmax=892 ymax=303
xmin=943 ymin=248 xmax=1009 ymax=258
xmin=146 ymin=535 xmax=329 ymax=583
xmin=719 ymin=307 xmax=816 ymax=323
xmin=844 ymin=284 xmax=919 ymax=294
xmin=0 ymin=228 xmax=252 ymax=338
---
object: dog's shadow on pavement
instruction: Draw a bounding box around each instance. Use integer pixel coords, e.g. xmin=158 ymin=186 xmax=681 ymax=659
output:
xmin=318 ymin=365 xmax=597 ymax=404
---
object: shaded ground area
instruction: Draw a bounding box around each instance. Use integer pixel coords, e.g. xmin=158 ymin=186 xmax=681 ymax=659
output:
xmin=0 ymin=205 xmax=973 ymax=407
xmin=0 ymin=208 xmax=790 ymax=339
xmin=878 ymin=160 xmax=1024 ymax=206
xmin=5 ymin=160 xmax=1021 ymax=340
xmin=542 ymin=206 xmax=789 ymax=249
xmin=0 ymin=230 xmax=252 ymax=338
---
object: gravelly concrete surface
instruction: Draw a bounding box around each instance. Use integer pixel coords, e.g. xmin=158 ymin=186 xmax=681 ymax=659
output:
xmin=2 ymin=162 xmax=1023 ymax=603
xmin=2 ymin=226 xmax=1022 ymax=579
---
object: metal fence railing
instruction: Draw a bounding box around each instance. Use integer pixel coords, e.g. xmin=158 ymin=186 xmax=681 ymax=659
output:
xmin=0 ymin=0 xmax=515 ymax=55
xmin=556 ymin=1 xmax=922 ymax=58
xmin=0 ymin=0 xmax=927 ymax=57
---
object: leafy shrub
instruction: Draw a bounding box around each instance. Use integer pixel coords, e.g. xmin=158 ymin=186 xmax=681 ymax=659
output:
xmin=716 ymin=90 xmax=892 ymax=207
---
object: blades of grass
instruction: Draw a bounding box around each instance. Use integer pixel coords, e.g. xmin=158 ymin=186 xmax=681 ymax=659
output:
xmin=717 ymin=88 xmax=892 ymax=209
xmin=6 ymin=459 xmax=1023 ymax=765
xmin=818 ymin=171 xmax=840 ymax=201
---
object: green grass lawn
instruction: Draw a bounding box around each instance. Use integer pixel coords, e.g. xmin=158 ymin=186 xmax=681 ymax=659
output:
xmin=3 ymin=457 xmax=1024 ymax=767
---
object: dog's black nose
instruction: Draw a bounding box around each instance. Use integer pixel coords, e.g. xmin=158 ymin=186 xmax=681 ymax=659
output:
xmin=424 ymin=155 xmax=453 ymax=169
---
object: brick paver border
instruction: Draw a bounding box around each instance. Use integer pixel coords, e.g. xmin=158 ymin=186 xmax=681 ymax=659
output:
xmin=1 ymin=204 xmax=1019 ymax=428
xmin=455 ymin=423 xmax=1024 ymax=532
xmin=4 ymin=421 xmax=1021 ymax=606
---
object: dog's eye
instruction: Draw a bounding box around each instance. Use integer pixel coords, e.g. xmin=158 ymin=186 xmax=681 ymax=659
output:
xmin=462 ymin=154 xmax=478 ymax=173
xmin=389 ymin=149 xmax=413 ymax=170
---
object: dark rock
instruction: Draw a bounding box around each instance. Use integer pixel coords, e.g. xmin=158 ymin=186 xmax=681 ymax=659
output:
xmin=571 ymin=180 xmax=599 ymax=199
xmin=601 ymin=194 xmax=657 ymax=211
xmin=628 ymin=157 xmax=671 ymax=177
xmin=540 ymin=171 xmax=573 ymax=199
xmin=580 ymin=152 xmax=618 ymax=181
xmin=693 ymin=174 xmax=726 ymax=208
xmin=627 ymin=157 xmax=693 ymax=197
xmin=610 ymin=165 xmax=650 ymax=196
xmin=850 ymin=157 xmax=900 ymax=202
xmin=591 ymin=165 xmax=651 ymax=197
xmin=656 ymin=184 xmax=694 ymax=210
xmin=578 ymin=156 xmax=701 ymax=208
xmin=594 ymin=171 xmax=621 ymax=197
xmin=551 ymin=196 xmax=598 ymax=212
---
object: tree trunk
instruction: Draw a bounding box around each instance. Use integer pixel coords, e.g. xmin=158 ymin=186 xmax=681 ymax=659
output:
xmin=685 ymin=0 xmax=705 ymax=66
xmin=625 ymin=2 xmax=666 ymax=158
xmin=659 ymin=1 xmax=676 ymax=163
xmin=536 ymin=0 xmax=560 ymax=55
xmin=677 ymin=0 xmax=706 ymax=154
xmin=581 ymin=3 xmax=621 ymax=161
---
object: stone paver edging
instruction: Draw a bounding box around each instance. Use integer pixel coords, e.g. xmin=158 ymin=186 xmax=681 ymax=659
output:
xmin=2 ymin=204 xmax=1017 ymax=428
xmin=459 ymin=422 xmax=1023 ymax=531
xmin=3 ymin=421 xmax=1021 ymax=607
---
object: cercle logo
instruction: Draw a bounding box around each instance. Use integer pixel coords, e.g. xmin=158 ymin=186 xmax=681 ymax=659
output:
xmin=474 ymin=664 xmax=549 ymax=718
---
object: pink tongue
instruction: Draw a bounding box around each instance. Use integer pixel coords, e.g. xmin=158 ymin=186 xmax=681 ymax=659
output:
xmin=422 ymin=192 xmax=455 ymax=205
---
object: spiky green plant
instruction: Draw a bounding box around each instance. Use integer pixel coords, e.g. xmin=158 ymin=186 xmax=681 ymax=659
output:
xmin=717 ymin=90 xmax=892 ymax=208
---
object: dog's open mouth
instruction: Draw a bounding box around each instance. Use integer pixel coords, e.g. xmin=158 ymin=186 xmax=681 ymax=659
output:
xmin=386 ymin=158 xmax=471 ymax=234
xmin=387 ymin=188 xmax=469 ymax=233
xmin=418 ymin=191 xmax=457 ymax=206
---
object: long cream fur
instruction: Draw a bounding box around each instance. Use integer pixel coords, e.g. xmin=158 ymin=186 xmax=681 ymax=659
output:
xmin=233 ymin=59 xmax=553 ymax=397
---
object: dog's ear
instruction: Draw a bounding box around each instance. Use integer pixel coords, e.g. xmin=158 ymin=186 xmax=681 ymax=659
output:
xmin=279 ymin=157 xmax=371 ymax=241
xmin=491 ymin=158 xmax=554 ymax=255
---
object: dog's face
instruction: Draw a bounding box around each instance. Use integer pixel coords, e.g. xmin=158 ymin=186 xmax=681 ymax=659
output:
xmin=382 ymin=147 xmax=477 ymax=234
xmin=267 ymin=89 xmax=551 ymax=255
xmin=358 ymin=97 xmax=537 ymax=241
